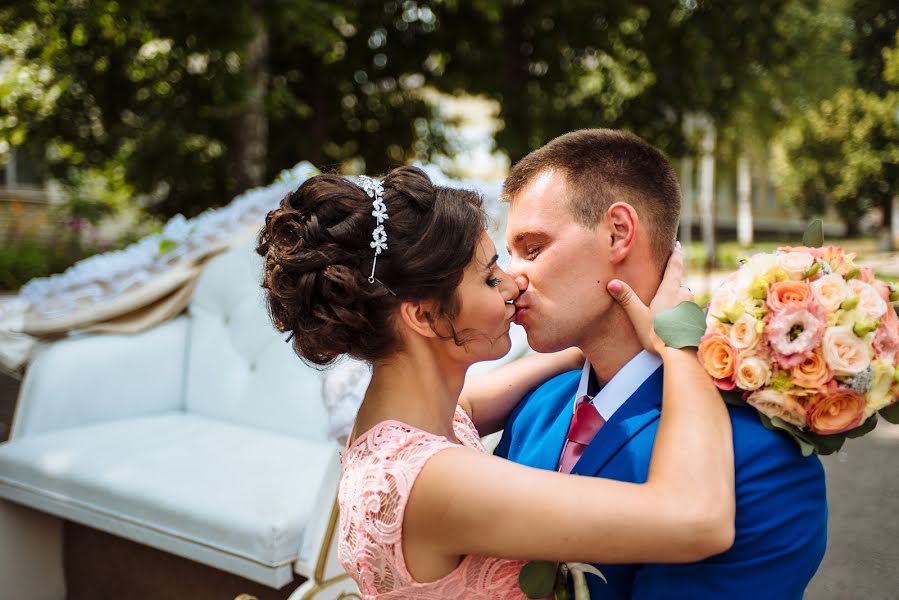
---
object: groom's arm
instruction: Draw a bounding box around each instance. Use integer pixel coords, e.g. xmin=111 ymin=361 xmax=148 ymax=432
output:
xmin=629 ymin=408 xmax=828 ymax=600
xmin=460 ymin=349 xmax=581 ymax=436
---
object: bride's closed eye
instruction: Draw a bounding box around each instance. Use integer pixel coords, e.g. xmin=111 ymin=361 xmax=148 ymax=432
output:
xmin=487 ymin=277 xmax=503 ymax=287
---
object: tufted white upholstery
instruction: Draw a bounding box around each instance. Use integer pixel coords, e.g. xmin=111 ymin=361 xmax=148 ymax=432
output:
xmin=0 ymin=227 xmax=535 ymax=596
xmin=184 ymin=238 xmax=329 ymax=440
xmin=0 ymin=236 xmax=346 ymax=592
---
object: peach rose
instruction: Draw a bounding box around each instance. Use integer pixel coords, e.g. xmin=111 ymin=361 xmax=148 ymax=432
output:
xmin=735 ymin=355 xmax=771 ymax=391
xmin=707 ymin=319 xmax=731 ymax=337
xmin=767 ymin=280 xmax=812 ymax=312
xmin=729 ymin=314 xmax=760 ymax=350
xmin=810 ymin=274 xmax=847 ymax=312
xmin=822 ymin=326 xmax=873 ymax=376
xmin=806 ymin=387 xmax=865 ymax=434
xmin=698 ymin=334 xmax=737 ymax=388
xmin=747 ymin=388 xmax=807 ymax=429
xmin=790 ymin=351 xmax=832 ymax=389
xmin=777 ymin=251 xmax=815 ymax=280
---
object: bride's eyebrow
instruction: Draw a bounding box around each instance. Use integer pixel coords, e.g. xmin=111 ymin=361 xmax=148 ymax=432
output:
xmin=481 ymin=254 xmax=499 ymax=272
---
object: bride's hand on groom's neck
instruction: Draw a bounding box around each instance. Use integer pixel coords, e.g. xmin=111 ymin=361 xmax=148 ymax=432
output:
xmin=608 ymin=243 xmax=691 ymax=356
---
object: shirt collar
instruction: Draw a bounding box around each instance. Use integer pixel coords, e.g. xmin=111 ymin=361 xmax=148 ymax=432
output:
xmin=576 ymin=350 xmax=663 ymax=421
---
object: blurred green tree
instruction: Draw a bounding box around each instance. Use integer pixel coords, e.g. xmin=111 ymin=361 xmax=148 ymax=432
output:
xmin=0 ymin=0 xmax=442 ymax=221
xmin=774 ymin=3 xmax=899 ymax=244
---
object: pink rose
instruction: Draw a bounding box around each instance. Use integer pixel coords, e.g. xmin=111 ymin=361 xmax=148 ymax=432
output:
xmin=777 ymin=251 xmax=816 ymax=280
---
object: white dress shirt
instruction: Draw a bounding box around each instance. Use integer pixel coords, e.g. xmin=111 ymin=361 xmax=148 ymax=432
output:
xmin=575 ymin=350 xmax=663 ymax=422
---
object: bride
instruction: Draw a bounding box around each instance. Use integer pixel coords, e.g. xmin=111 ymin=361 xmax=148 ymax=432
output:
xmin=256 ymin=166 xmax=734 ymax=599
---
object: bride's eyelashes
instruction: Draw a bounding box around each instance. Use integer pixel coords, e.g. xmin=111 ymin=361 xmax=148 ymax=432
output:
xmin=487 ymin=277 xmax=502 ymax=287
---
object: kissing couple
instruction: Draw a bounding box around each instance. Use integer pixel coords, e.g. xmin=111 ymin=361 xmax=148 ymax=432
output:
xmin=257 ymin=129 xmax=828 ymax=599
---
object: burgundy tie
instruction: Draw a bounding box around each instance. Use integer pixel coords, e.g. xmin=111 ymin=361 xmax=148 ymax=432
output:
xmin=558 ymin=395 xmax=605 ymax=474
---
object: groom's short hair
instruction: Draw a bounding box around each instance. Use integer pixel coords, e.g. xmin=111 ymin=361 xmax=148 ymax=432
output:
xmin=502 ymin=128 xmax=681 ymax=268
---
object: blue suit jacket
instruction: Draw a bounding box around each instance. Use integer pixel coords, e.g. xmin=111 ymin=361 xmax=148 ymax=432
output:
xmin=495 ymin=367 xmax=828 ymax=599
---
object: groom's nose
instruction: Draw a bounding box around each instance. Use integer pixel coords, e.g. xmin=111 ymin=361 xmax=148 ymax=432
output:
xmin=506 ymin=262 xmax=529 ymax=295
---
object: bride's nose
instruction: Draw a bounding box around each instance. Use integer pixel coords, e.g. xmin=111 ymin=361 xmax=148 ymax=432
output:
xmin=499 ymin=276 xmax=519 ymax=302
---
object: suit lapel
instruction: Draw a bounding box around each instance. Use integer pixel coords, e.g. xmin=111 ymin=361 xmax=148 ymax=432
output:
xmin=571 ymin=366 xmax=664 ymax=477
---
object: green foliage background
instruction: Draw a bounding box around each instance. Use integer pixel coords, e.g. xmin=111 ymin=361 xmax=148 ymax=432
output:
xmin=0 ymin=0 xmax=896 ymax=247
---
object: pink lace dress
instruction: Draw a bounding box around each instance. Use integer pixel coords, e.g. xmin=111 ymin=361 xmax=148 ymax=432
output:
xmin=337 ymin=405 xmax=530 ymax=599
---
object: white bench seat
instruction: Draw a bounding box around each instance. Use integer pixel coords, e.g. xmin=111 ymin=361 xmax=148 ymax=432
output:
xmin=0 ymin=413 xmax=336 ymax=585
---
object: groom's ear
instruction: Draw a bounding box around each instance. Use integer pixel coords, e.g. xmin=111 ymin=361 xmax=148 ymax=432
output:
xmin=605 ymin=202 xmax=639 ymax=264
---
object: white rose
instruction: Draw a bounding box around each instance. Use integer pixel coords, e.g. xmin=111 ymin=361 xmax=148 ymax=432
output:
xmin=737 ymin=253 xmax=780 ymax=290
xmin=847 ymin=279 xmax=887 ymax=320
xmin=811 ymin=274 xmax=848 ymax=312
xmin=747 ymin=388 xmax=807 ymax=428
xmin=777 ymin=251 xmax=815 ymax=280
xmin=735 ymin=355 xmax=771 ymax=391
xmin=822 ymin=325 xmax=873 ymax=376
xmin=729 ymin=314 xmax=760 ymax=350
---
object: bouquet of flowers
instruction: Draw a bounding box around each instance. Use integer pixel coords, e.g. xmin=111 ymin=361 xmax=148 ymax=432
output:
xmin=655 ymin=221 xmax=899 ymax=455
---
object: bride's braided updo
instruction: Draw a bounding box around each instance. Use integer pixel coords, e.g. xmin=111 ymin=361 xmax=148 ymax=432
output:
xmin=256 ymin=166 xmax=486 ymax=366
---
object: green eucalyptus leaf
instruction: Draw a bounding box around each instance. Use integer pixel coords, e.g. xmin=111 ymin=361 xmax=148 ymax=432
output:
xmin=802 ymin=219 xmax=824 ymax=247
xmin=760 ymin=414 xmax=815 ymax=457
xmin=654 ymin=301 xmax=707 ymax=349
xmin=520 ymin=561 xmax=559 ymax=599
xmin=772 ymin=417 xmax=818 ymax=457
xmin=803 ymin=428 xmax=846 ymax=456
xmin=879 ymin=401 xmax=899 ymax=425
xmin=846 ymin=414 xmax=878 ymax=439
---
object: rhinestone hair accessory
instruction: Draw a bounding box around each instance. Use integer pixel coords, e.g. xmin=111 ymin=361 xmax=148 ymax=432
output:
xmin=358 ymin=176 xmax=387 ymax=284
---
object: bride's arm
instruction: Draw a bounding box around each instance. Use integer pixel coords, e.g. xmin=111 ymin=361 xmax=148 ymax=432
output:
xmin=407 ymin=342 xmax=734 ymax=565
xmin=404 ymin=350 xmax=735 ymax=563
xmin=459 ymin=347 xmax=583 ymax=435
xmin=404 ymin=251 xmax=736 ymax=564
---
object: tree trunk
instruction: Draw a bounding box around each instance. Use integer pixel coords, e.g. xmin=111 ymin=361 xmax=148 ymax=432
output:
xmin=679 ymin=155 xmax=694 ymax=249
xmin=235 ymin=0 xmax=269 ymax=191
xmin=305 ymin=58 xmax=326 ymax=170
xmin=736 ymin=151 xmax=753 ymax=248
xmin=679 ymin=114 xmax=695 ymax=250
xmin=501 ymin=5 xmax=530 ymax=161
xmin=879 ymin=193 xmax=897 ymax=251
xmin=697 ymin=115 xmax=716 ymax=269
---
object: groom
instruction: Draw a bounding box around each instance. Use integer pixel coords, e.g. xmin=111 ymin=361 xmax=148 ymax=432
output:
xmin=495 ymin=129 xmax=828 ymax=599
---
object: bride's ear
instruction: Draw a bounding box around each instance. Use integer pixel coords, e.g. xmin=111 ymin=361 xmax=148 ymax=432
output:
xmin=397 ymin=300 xmax=441 ymax=339
xmin=606 ymin=202 xmax=639 ymax=264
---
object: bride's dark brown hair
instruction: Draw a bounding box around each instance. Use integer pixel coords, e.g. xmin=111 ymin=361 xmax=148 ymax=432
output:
xmin=256 ymin=166 xmax=486 ymax=366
